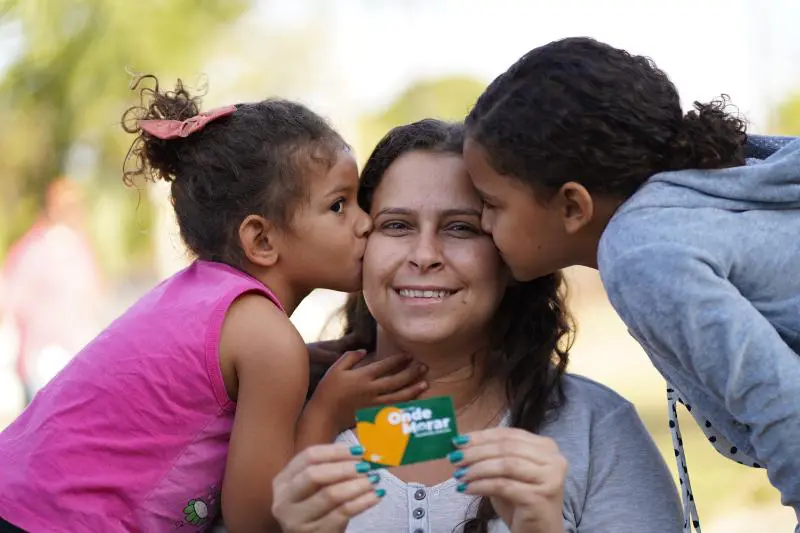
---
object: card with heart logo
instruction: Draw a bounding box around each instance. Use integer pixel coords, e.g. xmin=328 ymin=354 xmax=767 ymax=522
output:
xmin=355 ymin=396 xmax=458 ymax=468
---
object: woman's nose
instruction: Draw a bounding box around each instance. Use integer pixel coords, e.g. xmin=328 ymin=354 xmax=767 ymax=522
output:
xmin=408 ymin=232 xmax=443 ymax=272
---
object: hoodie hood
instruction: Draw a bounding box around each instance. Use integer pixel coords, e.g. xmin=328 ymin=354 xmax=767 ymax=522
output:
xmin=620 ymin=135 xmax=800 ymax=212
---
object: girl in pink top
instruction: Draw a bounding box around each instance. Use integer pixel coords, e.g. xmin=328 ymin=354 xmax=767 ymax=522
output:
xmin=0 ymin=75 xmax=428 ymax=533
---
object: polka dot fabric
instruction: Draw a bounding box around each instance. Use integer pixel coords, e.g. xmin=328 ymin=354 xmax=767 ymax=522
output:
xmin=667 ymin=384 xmax=765 ymax=533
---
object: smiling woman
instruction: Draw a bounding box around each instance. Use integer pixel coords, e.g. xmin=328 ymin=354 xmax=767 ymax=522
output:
xmin=363 ymin=148 xmax=507 ymax=347
xmin=269 ymin=119 xmax=685 ymax=533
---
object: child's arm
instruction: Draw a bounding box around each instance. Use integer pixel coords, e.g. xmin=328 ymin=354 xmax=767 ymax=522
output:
xmin=219 ymin=294 xmax=309 ymax=533
xmin=604 ymin=243 xmax=800 ymax=510
xmin=296 ymin=351 xmax=428 ymax=450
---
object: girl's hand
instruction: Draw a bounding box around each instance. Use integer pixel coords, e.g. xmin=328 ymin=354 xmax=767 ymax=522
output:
xmin=272 ymin=444 xmax=383 ymax=533
xmin=449 ymin=427 xmax=568 ymax=533
xmin=309 ymin=350 xmax=428 ymax=433
xmin=306 ymin=334 xmax=364 ymax=399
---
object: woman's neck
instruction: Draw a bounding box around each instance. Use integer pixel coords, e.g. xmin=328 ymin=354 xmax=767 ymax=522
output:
xmin=374 ymin=329 xmax=506 ymax=426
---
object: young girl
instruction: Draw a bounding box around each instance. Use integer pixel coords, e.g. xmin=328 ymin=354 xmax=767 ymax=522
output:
xmin=0 ymin=76 xmax=427 ymax=533
xmin=462 ymin=37 xmax=800 ymax=531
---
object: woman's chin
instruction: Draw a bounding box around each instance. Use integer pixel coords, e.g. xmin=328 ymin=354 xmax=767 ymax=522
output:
xmin=388 ymin=322 xmax=467 ymax=346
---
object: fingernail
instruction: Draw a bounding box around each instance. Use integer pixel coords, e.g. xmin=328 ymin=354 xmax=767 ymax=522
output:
xmin=418 ymin=381 xmax=428 ymax=390
xmin=420 ymin=364 xmax=428 ymax=372
xmin=452 ymin=435 xmax=470 ymax=447
xmin=355 ymin=462 xmax=371 ymax=474
xmin=447 ymin=450 xmax=464 ymax=463
xmin=350 ymin=445 xmax=364 ymax=456
xmin=368 ymin=473 xmax=380 ymax=484
xmin=456 ymin=482 xmax=469 ymax=493
xmin=375 ymin=488 xmax=386 ymax=498
xmin=453 ymin=467 xmax=468 ymax=479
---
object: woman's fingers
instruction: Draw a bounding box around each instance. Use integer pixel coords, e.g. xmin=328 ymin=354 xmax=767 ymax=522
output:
xmin=298 ymin=472 xmax=380 ymax=522
xmin=273 ymin=444 xmax=384 ymax=532
xmin=454 ymin=454 xmax=567 ymax=493
xmin=273 ymin=444 xmax=362 ymax=494
xmin=458 ymin=426 xmax=556 ymax=448
xmin=450 ymin=429 xmax=561 ymax=469
xmin=304 ymin=487 xmax=383 ymax=533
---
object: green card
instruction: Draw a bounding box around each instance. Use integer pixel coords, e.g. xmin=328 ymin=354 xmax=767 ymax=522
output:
xmin=355 ymin=396 xmax=458 ymax=468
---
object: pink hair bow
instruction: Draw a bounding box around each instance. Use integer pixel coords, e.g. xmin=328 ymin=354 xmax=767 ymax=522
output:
xmin=138 ymin=104 xmax=236 ymax=140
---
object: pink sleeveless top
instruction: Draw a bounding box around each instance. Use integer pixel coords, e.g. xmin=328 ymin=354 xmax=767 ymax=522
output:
xmin=0 ymin=260 xmax=283 ymax=532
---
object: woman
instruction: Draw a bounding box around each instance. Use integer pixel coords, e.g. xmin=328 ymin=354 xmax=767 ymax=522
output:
xmin=271 ymin=119 xmax=683 ymax=533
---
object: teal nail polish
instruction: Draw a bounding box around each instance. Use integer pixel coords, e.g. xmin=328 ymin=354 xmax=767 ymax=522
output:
xmin=355 ymin=462 xmax=371 ymax=474
xmin=350 ymin=445 xmax=364 ymax=456
xmin=368 ymin=473 xmax=380 ymax=484
xmin=456 ymin=482 xmax=469 ymax=493
xmin=448 ymin=450 xmax=464 ymax=463
xmin=453 ymin=467 xmax=468 ymax=479
xmin=375 ymin=488 xmax=386 ymax=498
xmin=452 ymin=435 xmax=470 ymax=447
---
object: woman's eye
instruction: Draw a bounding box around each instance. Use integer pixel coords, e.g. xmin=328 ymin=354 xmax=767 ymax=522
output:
xmin=482 ymin=199 xmax=495 ymax=210
xmin=447 ymin=223 xmax=479 ymax=235
xmin=330 ymin=199 xmax=345 ymax=214
xmin=381 ymin=221 xmax=410 ymax=233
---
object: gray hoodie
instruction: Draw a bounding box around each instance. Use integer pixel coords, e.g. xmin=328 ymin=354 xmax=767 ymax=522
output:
xmin=598 ymin=135 xmax=800 ymax=520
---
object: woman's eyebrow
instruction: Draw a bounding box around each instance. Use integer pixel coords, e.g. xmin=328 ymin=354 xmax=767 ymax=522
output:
xmin=374 ymin=207 xmax=481 ymax=218
xmin=374 ymin=207 xmax=412 ymax=217
xmin=440 ymin=208 xmax=481 ymax=218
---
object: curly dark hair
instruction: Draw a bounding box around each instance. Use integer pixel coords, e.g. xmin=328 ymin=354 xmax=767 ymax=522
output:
xmin=121 ymin=74 xmax=347 ymax=267
xmin=341 ymin=119 xmax=574 ymax=533
xmin=465 ymin=37 xmax=747 ymax=198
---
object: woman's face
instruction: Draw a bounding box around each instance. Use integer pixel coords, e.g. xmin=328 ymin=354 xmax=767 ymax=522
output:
xmin=362 ymin=150 xmax=509 ymax=346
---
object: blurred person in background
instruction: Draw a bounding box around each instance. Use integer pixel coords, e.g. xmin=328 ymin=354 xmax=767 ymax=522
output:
xmin=1 ymin=177 xmax=104 ymax=405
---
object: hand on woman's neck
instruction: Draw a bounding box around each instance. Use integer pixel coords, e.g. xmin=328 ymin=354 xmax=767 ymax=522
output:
xmin=374 ymin=328 xmax=503 ymax=417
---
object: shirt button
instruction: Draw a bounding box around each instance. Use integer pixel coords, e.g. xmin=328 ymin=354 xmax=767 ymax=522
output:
xmin=413 ymin=529 xmax=424 ymax=533
xmin=414 ymin=489 xmax=426 ymax=500
xmin=413 ymin=507 xmax=425 ymax=519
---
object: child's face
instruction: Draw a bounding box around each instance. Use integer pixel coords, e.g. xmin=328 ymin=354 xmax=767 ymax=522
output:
xmin=463 ymin=138 xmax=574 ymax=282
xmin=279 ymin=149 xmax=372 ymax=293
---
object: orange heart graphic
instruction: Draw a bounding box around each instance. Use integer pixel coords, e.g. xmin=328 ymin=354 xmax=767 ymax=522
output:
xmin=356 ymin=406 xmax=411 ymax=467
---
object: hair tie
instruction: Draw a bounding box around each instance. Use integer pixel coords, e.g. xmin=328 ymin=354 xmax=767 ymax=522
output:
xmin=138 ymin=104 xmax=236 ymax=140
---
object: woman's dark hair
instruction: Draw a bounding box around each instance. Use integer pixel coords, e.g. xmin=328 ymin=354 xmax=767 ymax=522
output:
xmin=121 ymin=74 xmax=346 ymax=267
xmin=466 ymin=37 xmax=747 ymax=198
xmin=342 ymin=119 xmax=573 ymax=533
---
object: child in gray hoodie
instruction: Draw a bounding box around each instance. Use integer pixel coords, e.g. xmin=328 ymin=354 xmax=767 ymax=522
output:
xmin=463 ymin=36 xmax=800 ymax=533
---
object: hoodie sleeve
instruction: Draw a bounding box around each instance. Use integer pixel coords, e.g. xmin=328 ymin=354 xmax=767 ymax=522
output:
xmin=601 ymin=241 xmax=800 ymax=510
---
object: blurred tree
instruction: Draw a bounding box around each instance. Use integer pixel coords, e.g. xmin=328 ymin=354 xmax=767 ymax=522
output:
xmin=0 ymin=0 xmax=251 ymax=264
xmin=358 ymin=75 xmax=486 ymax=159
xmin=771 ymin=92 xmax=800 ymax=135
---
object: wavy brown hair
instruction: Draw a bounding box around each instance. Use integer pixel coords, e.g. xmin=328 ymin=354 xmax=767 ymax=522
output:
xmin=341 ymin=119 xmax=574 ymax=533
xmin=121 ymin=74 xmax=346 ymax=267
xmin=466 ymin=37 xmax=747 ymax=199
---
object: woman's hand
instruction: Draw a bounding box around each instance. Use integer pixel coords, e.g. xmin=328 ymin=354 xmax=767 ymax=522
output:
xmin=272 ymin=444 xmax=383 ymax=533
xmin=449 ymin=427 xmax=567 ymax=533
xmin=309 ymin=350 xmax=428 ymax=433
